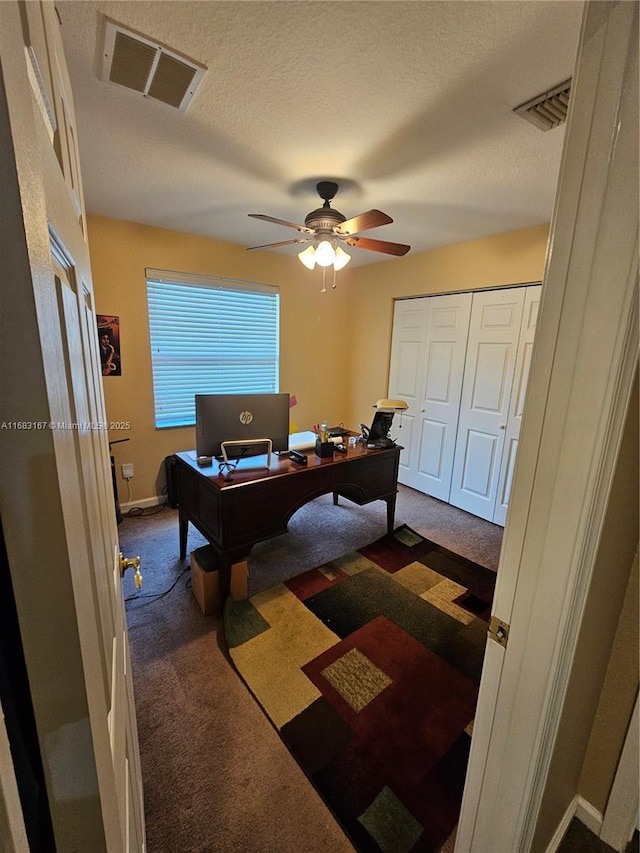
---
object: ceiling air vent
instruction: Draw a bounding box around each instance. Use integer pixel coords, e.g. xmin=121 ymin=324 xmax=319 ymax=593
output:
xmin=102 ymin=19 xmax=206 ymax=111
xmin=514 ymin=79 xmax=571 ymax=131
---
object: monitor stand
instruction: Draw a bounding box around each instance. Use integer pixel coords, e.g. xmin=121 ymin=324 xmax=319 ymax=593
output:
xmin=221 ymin=438 xmax=273 ymax=469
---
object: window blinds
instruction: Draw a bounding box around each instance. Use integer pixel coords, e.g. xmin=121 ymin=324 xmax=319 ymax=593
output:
xmin=146 ymin=271 xmax=280 ymax=428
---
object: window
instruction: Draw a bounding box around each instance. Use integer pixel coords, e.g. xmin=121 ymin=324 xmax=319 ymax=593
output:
xmin=146 ymin=269 xmax=280 ymax=428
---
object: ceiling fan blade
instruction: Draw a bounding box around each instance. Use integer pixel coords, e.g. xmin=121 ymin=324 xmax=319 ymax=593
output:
xmin=345 ymin=236 xmax=410 ymax=256
xmin=246 ymin=238 xmax=312 ymax=251
xmin=248 ymin=213 xmax=315 ymax=234
xmin=335 ymin=209 xmax=393 ymax=235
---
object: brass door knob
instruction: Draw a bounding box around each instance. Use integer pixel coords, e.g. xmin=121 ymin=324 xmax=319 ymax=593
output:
xmin=119 ymin=552 xmax=143 ymax=589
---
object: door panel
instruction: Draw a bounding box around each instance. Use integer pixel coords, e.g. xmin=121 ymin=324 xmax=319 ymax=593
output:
xmin=493 ymin=285 xmax=542 ymax=524
xmin=416 ymin=293 xmax=472 ymax=499
xmin=394 ymin=340 xmax=423 ymax=399
xmin=388 ymin=299 xmax=428 ymax=482
xmin=450 ymin=288 xmax=526 ymax=520
xmin=419 ymin=419 xmax=447 ymax=479
xmin=460 ymin=430 xmax=498 ymax=497
xmin=396 ymin=412 xmax=416 ymax=481
xmin=425 ymin=340 xmax=455 ymax=403
xmin=470 ymin=343 xmax=513 ymax=411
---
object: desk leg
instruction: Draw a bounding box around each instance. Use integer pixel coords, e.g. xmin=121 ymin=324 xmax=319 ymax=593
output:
xmin=386 ymin=492 xmax=397 ymax=534
xmin=179 ymin=510 xmax=189 ymax=560
xmin=333 ymin=491 xmax=339 ymax=506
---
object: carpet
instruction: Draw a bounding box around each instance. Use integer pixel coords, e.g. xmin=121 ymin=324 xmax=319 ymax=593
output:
xmin=224 ymin=525 xmax=496 ymax=853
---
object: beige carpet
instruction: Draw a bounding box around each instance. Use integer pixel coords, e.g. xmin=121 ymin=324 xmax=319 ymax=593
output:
xmin=119 ymin=485 xmax=503 ymax=852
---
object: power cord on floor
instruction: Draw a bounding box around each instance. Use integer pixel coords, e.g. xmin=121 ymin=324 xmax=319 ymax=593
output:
xmin=124 ymin=566 xmax=190 ymax=604
xmin=122 ymin=484 xmax=170 ymax=518
xmin=125 ymin=503 xmax=168 ymax=518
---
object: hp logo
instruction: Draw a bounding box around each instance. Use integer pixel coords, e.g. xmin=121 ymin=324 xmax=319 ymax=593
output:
xmin=239 ymin=410 xmax=253 ymax=425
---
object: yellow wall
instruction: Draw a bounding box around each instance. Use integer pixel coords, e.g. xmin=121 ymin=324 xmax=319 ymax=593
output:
xmin=87 ymin=215 xmax=351 ymax=502
xmin=88 ymin=216 xmax=549 ymax=502
xmin=345 ymin=223 xmax=549 ymax=427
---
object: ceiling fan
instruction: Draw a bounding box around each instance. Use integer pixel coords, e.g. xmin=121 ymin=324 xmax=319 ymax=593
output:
xmin=247 ymin=181 xmax=410 ymax=270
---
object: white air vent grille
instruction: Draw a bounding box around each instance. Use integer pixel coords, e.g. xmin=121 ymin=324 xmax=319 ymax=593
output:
xmin=102 ymin=19 xmax=205 ymax=112
xmin=514 ymin=79 xmax=571 ymax=132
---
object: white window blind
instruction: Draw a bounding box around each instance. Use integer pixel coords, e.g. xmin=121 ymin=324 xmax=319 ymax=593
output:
xmin=146 ymin=270 xmax=280 ymax=428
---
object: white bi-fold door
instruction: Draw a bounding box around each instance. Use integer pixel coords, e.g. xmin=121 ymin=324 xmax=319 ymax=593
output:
xmin=388 ymin=293 xmax=472 ymax=499
xmin=389 ymin=284 xmax=542 ymax=524
xmin=449 ymin=288 xmax=526 ymax=520
xmin=491 ymin=286 xmax=542 ymax=525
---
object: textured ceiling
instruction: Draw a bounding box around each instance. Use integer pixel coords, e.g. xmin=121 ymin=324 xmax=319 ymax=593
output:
xmin=57 ymin=0 xmax=584 ymax=267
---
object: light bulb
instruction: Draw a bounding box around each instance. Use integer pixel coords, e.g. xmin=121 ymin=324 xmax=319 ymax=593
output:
xmin=333 ymin=246 xmax=351 ymax=270
xmin=298 ymin=245 xmax=316 ymax=269
xmin=314 ymin=240 xmax=335 ymax=267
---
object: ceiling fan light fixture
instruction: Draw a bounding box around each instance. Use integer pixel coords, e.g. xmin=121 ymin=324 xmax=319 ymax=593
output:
xmin=333 ymin=246 xmax=351 ymax=270
xmin=314 ymin=240 xmax=335 ymax=268
xmin=298 ymin=245 xmax=317 ymax=269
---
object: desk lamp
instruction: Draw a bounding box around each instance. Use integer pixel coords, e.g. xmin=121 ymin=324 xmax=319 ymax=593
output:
xmin=373 ymin=399 xmax=409 ymax=413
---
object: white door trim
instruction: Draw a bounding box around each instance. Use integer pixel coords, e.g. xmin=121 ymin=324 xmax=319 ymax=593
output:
xmin=600 ymin=690 xmax=639 ymax=851
xmin=456 ymin=2 xmax=639 ymax=851
xmin=0 ymin=697 xmax=29 ymax=853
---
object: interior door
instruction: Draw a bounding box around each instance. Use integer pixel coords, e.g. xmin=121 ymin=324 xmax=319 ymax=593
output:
xmin=449 ymin=288 xmax=526 ymax=521
xmin=492 ymin=285 xmax=542 ymax=525
xmin=414 ymin=293 xmax=472 ymax=500
xmin=0 ymin=3 xmax=144 ymax=849
xmin=389 ymin=293 xmax=472 ymax=498
xmin=388 ymin=298 xmax=427 ymax=486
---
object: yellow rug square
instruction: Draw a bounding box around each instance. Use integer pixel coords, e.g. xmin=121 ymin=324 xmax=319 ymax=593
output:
xmin=421 ymin=578 xmax=475 ymax=624
xmin=392 ymin=561 xmax=443 ymax=595
xmin=330 ymin=551 xmax=379 ymax=576
xmin=321 ymin=648 xmax=392 ymax=712
xmin=231 ymin=585 xmax=339 ymax=728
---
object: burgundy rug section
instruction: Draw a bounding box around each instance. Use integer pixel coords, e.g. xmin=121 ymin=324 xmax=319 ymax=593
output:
xmin=285 ymin=563 xmax=350 ymax=600
xmin=302 ymin=614 xmax=477 ymax=792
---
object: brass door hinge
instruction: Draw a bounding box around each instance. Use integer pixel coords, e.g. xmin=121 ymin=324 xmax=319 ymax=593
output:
xmin=488 ymin=615 xmax=510 ymax=648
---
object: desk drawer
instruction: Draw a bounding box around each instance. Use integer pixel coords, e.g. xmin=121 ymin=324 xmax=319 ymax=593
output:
xmin=222 ymin=467 xmax=333 ymax=546
xmin=332 ymin=452 xmax=398 ymax=502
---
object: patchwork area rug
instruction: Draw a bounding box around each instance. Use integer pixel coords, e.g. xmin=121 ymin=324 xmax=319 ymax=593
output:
xmin=224 ymin=525 xmax=496 ymax=853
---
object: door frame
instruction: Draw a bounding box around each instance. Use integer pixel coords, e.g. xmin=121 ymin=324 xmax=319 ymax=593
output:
xmin=456 ymin=2 xmax=638 ymax=850
xmin=600 ymin=689 xmax=639 ymax=851
xmin=0 ymin=694 xmax=29 ymax=853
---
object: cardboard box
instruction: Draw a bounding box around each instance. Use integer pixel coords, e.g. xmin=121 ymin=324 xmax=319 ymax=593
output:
xmin=230 ymin=560 xmax=248 ymax=601
xmin=190 ymin=546 xmax=221 ymax=615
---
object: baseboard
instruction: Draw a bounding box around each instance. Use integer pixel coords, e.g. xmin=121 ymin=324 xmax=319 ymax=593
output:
xmin=545 ymin=796 xmax=579 ymax=853
xmin=120 ymin=495 xmax=167 ymax=512
xmin=544 ymin=796 xmax=604 ymax=853
xmin=576 ymin=796 xmax=604 ymax=835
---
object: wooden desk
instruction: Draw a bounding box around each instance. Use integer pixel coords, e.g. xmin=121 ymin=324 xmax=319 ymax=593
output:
xmin=174 ymin=443 xmax=401 ymax=597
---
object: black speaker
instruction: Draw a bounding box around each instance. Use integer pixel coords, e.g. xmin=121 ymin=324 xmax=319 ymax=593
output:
xmin=164 ymin=455 xmax=179 ymax=508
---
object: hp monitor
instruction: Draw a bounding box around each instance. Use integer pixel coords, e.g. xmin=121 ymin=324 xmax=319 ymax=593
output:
xmin=195 ymin=393 xmax=290 ymax=459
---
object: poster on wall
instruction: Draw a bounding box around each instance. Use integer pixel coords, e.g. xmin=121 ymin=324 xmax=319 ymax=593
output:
xmin=97 ymin=314 xmax=121 ymax=376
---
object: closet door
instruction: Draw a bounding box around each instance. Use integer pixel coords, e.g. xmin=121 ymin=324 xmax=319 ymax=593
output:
xmin=388 ymin=298 xmax=427 ymax=488
xmin=389 ymin=293 xmax=472 ymax=498
xmin=449 ymin=288 xmax=526 ymax=521
xmin=413 ymin=293 xmax=472 ymax=498
xmin=492 ymin=285 xmax=542 ymax=525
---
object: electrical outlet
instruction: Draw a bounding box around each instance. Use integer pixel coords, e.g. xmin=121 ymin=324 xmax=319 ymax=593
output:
xmin=121 ymin=463 xmax=134 ymax=479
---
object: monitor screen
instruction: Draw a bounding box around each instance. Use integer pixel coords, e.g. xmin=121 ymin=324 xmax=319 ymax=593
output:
xmin=195 ymin=393 xmax=290 ymax=459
